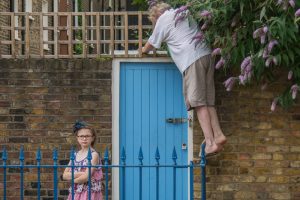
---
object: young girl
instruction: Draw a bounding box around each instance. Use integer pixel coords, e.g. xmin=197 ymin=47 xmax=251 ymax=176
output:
xmin=63 ymin=121 xmax=103 ymax=200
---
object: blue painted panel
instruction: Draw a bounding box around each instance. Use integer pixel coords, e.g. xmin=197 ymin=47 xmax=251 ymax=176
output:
xmin=120 ymin=62 xmax=188 ymax=200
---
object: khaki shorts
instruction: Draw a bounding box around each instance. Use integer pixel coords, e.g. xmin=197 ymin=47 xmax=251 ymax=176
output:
xmin=183 ymin=54 xmax=215 ymax=111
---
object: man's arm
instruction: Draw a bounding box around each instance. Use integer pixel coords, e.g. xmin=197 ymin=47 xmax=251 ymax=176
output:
xmin=142 ymin=42 xmax=155 ymax=54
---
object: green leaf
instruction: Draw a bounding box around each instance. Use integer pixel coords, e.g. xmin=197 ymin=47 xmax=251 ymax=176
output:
xmin=287 ymin=28 xmax=297 ymax=42
xmin=278 ymin=89 xmax=294 ymax=109
xmin=294 ymin=47 xmax=300 ymax=56
xmin=287 ymin=50 xmax=295 ymax=64
xmin=282 ymin=54 xmax=289 ymax=66
xmin=258 ymin=48 xmax=263 ymax=58
xmin=260 ymin=7 xmax=266 ymax=21
xmin=240 ymin=2 xmax=244 ymax=16
xmin=275 ymin=54 xmax=282 ymax=66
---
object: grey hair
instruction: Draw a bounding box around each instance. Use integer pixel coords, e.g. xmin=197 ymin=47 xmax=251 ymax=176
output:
xmin=148 ymin=2 xmax=171 ymax=23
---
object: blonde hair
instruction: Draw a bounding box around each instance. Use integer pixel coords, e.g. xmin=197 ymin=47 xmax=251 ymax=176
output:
xmin=148 ymin=2 xmax=171 ymax=23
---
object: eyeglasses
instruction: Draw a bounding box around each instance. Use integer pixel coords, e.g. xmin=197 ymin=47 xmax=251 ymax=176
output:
xmin=77 ymin=135 xmax=93 ymax=139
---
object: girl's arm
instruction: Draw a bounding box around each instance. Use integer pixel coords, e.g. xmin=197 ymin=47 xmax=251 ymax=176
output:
xmin=62 ymin=161 xmax=85 ymax=181
xmin=74 ymin=152 xmax=100 ymax=184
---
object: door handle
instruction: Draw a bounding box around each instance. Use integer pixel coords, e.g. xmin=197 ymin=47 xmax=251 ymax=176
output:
xmin=166 ymin=118 xmax=188 ymax=124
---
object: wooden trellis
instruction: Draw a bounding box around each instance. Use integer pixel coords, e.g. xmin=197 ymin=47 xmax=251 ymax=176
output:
xmin=0 ymin=12 xmax=163 ymax=59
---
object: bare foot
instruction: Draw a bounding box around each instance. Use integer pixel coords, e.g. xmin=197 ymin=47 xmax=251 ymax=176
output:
xmin=205 ymin=142 xmax=219 ymax=155
xmin=214 ymin=134 xmax=227 ymax=145
xmin=214 ymin=134 xmax=227 ymax=152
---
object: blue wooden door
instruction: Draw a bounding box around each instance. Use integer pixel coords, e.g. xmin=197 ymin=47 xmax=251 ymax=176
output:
xmin=120 ymin=62 xmax=188 ymax=200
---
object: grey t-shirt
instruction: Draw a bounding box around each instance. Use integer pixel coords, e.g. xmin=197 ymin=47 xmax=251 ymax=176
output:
xmin=148 ymin=9 xmax=211 ymax=73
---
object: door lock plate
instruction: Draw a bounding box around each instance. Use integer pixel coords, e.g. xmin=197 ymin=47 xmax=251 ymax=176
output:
xmin=166 ymin=118 xmax=188 ymax=124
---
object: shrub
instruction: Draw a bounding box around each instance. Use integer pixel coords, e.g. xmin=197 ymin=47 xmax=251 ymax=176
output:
xmin=148 ymin=0 xmax=300 ymax=110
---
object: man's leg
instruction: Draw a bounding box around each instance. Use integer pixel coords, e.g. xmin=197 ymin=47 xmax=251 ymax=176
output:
xmin=195 ymin=106 xmax=219 ymax=154
xmin=208 ymin=107 xmax=227 ymax=145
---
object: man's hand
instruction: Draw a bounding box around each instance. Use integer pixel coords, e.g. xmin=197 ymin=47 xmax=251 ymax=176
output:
xmin=142 ymin=42 xmax=155 ymax=54
xmin=142 ymin=47 xmax=148 ymax=54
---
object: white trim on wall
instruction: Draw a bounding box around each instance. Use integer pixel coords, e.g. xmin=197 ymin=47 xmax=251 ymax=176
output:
xmin=14 ymin=0 xmax=20 ymax=40
xmin=26 ymin=0 xmax=34 ymax=20
xmin=90 ymin=0 xmax=94 ymax=48
xmin=112 ymin=57 xmax=194 ymax=200
xmin=25 ymin=0 xmax=32 ymax=12
xmin=53 ymin=0 xmax=58 ymax=12
xmin=74 ymin=0 xmax=79 ymax=26
xmin=42 ymin=0 xmax=49 ymax=50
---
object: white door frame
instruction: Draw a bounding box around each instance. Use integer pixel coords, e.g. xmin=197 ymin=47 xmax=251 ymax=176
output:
xmin=112 ymin=57 xmax=194 ymax=200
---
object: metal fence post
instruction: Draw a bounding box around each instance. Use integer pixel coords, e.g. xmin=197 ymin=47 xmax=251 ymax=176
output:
xmin=200 ymin=143 xmax=207 ymax=200
xmin=19 ymin=146 xmax=24 ymax=200
xmin=138 ymin=147 xmax=144 ymax=200
xmin=53 ymin=149 xmax=58 ymax=200
xmin=121 ymin=147 xmax=126 ymax=200
xmin=2 ymin=147 xmax=7 ymax=200
xmin=36 ymin=148 xmax=41 ymax=200
xmin=70 ymin=148 xmax=75 ymax=200
xmin=189 ymin=161 xmax=194 ymax=200
xmin=104 ymin=148 xmax=109 ymax=200
xmin=155 ymin=147 xmax=160 ymax=200
xmin=172 ymin=147 xmax=177 ymax=200
xmin=87 ymin=148 xmax=92 ymax=200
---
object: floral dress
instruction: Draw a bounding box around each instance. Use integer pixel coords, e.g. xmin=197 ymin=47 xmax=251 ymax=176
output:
xmin=67 ymin=151 xmax=103 ymax=200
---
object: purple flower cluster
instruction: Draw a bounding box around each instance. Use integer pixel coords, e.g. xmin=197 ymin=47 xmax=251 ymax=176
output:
xmin=271 ymin=84 xmax=299 ymax=111
xmin=296 ymin=9 xmax=300 ymax=17
xmin=215 ymin=57 xmax=225 ymax=69
xmin=174 ymin=5 xmax=189 ymax=26
xmin=271 ymin=98 xmax=279 ymax=111
xmin=289 ymin=0 xmax=296 ymax=8
xmin=265 ymin=56 xmax=278 ymax=67
xmin=190 ymin=32 xmax=205 ymax=48
xmin=212 ymin=48 xmax=221 ymax=56
xmin=253 ymin=26 xmax=268 ymax=44
xmin=277 ymin=0 xmax=295 ymax=10
xmin=200 ymin=10 xmax=212 ymax=19
xmin=216 ymin=51 xmax=254 ymax=92
xmin=262 ymin=40 xmax=279 ymax=67
xmin=239 ymin=56 xmax=252 ymax=85
xmin=201 ymin=21 xmax=209 ymax=31
xmin=199 ymin=10 xmax=213 ymax=31
xmin=174 ymin=5 xmax=188 ymax=18
xmin=291 ymin=84 xmax=299 ymax=99
xmin=267 ymin=40 xmax=278 ymax=53
xmin=223 ymin=77 xmax=238 ymax=91
xmin=288 ymin=71 xmax=293 ymax=80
